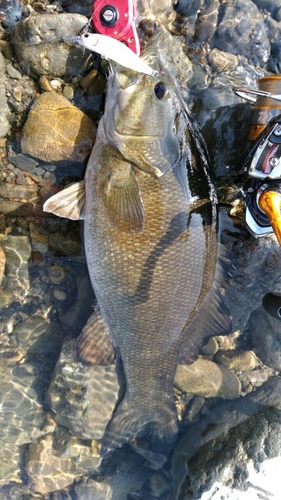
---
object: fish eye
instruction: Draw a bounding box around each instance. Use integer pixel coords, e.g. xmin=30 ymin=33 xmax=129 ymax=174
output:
xmin=154 ymin=82 xmax=167 ymax=100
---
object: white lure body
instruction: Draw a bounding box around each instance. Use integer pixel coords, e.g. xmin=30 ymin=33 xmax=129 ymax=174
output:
xmin=79 ymin=33 xmax=157 ymax=76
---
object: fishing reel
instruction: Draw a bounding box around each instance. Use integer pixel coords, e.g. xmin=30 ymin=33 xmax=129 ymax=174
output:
xmin=241 ymin=115 xmax=281 ymax=243
xmin=235 ymin=77 xmax=281 ymax=319
xmin=236 ymin=77 xmax=281 ymax=243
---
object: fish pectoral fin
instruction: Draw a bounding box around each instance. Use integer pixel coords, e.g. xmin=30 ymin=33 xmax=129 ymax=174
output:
xmin=106 ymin=167 xmax=144 ymax=233
xmin=179 ymin=285 xmax=232 ymax=364
xmin=43 ymin=180 xmax=85 ymax=220
xmin=76 ymin=308 xmax=116 ymax=366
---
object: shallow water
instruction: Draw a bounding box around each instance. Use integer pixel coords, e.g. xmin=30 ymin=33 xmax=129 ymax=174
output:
xmin=1 ymin=1 xmax=281 ymax=499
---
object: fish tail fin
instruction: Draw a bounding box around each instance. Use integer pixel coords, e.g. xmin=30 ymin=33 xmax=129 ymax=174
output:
xmin=101 ymin=398 xmax=179 ymax=457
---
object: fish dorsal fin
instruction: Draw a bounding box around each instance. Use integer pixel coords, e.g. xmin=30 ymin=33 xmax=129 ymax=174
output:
xmin=77 ymin=309 xmax=115 ymax=366
xmin=106 ymin=165 xmax=144 ymax=233
xmin=43 ymin=180 xmax=85 ymax=220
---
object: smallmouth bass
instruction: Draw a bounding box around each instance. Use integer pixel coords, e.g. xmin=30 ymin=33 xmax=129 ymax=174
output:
xmin=44 ymin=50 xmax=229 ymax=456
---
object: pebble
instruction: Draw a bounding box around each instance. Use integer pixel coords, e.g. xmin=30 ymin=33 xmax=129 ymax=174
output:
xmin=214 ymin=350 xmax=260 ymax=371
xmin=53 ymin=288 xmax=66 ymax=301
xmin=175 ymin=358 xmax=241 ymax=399
xmin=48 ymin=264 xmax=67 ymax=285
xmin=200 ymin=336 xmax=219 ymax=355
xmin=5 ymin=63 xmax=21 ymax=80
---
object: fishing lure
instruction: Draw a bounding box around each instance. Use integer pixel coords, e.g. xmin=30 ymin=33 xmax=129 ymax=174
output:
xmin=63 ymin=32 xmax=157 ymax=77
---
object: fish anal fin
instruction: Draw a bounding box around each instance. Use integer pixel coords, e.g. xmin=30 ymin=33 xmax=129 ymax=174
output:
xmin=179 ymin=285 xmax=232 ymax=364
xmin=43 ymin=180 xmax=85 ymax=220
xmin=106 ymin=165 xmax=144 ymax=233
xmin=77 ymin=309 xmax=115 ymax=366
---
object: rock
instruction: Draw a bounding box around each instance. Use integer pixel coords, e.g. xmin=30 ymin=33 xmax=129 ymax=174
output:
xmin=249 ymin=304 xmax=281 ymax=371
xmin=12 ymin=13 xmax=92 ymax=77
xmin=21 ymin=92 xmax=96 ymax=163
xmin=215 ymin=350 xmax=260 ymax=371
xmin=180 ymin=405 xmax=281 ymax=499
xmin=10 ymin=153 xmax=39 ymax=173
xmin=217 ymin=209 xmax=281 ymax=335
xmin=169 ymin=377 xmax=281 ymax=500
xmin=137 ymin=0 xmax=176 ymax=28
xmin=214 ymin=0 xmax=270 ymax=67
xmin=194 ymin=1 xmax=219 ymax=43
xmin=13 ymin=316 xmax=65 ymax=357
xmin=0 ymin=183 xmax=38 ymax=201
xmin=0 ymin=235 xmax=31 ymax=300
xmin=0 ymin=359 xmax=46 ymax=458
xmin=29 ymin=222 xmax=49 ymax=254
xmin=48 ymin=264 xmax=67 ymax=285
xmin=175 ymin=358 xmax=241 ymax=399
xmin=48 ymin=225 xmax=82 ymax=256
xmin=46 ymin=337 xmax=121 ymax=440
xmin=0 ymin=246 xmax=6 ymax=285
xmin=145 ymin=26 xmax=193 ymax=101
xmin=27 ymin=433 xmax=79 ymax=494
xmin=0 ymin=449 xmax=21 ymax=486
xmin=200 ymin=336 xmax=219 ymax=355
xmin=6 ymin=63 xmax=21 ymax=79
xmin=208 ymin=48 xmax=239 ymax=72
xmin=53 ymin=288 xmax=66 ymax=301
xmin=0 ymin=52 xmax=10 ymax=138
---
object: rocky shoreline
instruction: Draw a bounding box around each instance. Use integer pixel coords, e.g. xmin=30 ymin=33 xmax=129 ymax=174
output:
xmin=1 ymin=0 xmax=281 ymax=499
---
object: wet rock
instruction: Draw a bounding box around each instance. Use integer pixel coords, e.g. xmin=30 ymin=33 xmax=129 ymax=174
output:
xmin=27 ymin=433 xmax=81 ymax=494
xmin=217 ymin=210 xmax=281 ymax=334
xmin=47 ymin=337 xmax=120 ymax=440
xmin=13 ymin=316 xmax=65 ymax=358
xmin=178 ymin=406 xmax=281 ymax=500
xmin=175 ymin=358 xmax=241 ymax=399
xmin=0 ymin=235 xmax=31 ymax=300
xmin=208 ymin=48 xmax=239 ymax=72
xmin=74 ymin=447 xmax=158 ymax=500
xmin=0 ymin=449 xmax=21 ymax=486
xmin=169 ymin=376 xmax=281 ymax=500
xmin=48 ymin=264 xmax=67 ymax=285
xmin=249 ymin=304 xmax=281 ymax=371
xmin=48 ymin=225 xmax=82 ymax=256
xmin=194 ymin=0 xmax=219 ymax=43
xmin=21 ymin=92 xmax=96 ymax=163
xmin=0 ymin=360 xmax=46 ymax=458
xmin=238 ymin=366 xmax=273 ymax=388
xmin=145 ymin=26 xmax=193 ymax=100
xmin=138 ymin=0 xmax=176 ymax=29
xmin=12 ymin=13 xmax=91 ymax=77
xmin=214 ymin=0 xmax=270 ymax=67
xmin=215 ymin=350 xmax=260 ymax=371
xmin=10 ymin=153 xmax=40 ymax=173
xmin=29 ymin=222 xmax=49 ymax=254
